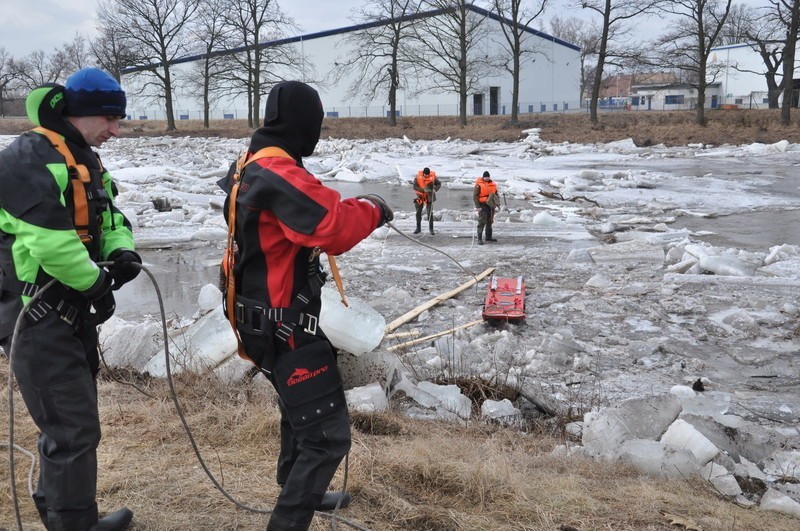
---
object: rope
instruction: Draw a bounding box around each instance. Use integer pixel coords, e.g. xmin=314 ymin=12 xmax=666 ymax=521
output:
xmin=385 ymin=220 xmax=479 ymax=285
xmin=5 ymin=262 xmax=370 ymax=531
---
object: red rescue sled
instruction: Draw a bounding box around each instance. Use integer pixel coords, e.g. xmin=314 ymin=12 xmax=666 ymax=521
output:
xmin=482 ymin=275 xmax=526 ymax=322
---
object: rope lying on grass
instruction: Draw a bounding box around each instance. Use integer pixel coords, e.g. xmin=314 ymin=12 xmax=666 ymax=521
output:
xmin=5 ymin=262 xmax=369 ymax=531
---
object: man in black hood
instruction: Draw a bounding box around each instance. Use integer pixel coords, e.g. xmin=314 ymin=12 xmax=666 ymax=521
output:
xmin=218 ymin=81 xmax=393 ymax=531
xmin=250 ymin=80 xmax=324 ymax=161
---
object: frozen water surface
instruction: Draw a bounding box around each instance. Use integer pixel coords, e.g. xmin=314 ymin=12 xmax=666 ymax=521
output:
xmin=3 ymin=131 xmax=799 ymax=426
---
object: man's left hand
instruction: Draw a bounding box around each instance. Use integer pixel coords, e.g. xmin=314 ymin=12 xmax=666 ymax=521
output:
xmin=108 ymin=250 xmax=142 ymax=290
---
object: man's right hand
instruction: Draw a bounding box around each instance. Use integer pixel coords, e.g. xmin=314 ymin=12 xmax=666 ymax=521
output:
xmin=84 ymin=271 xmax=116 ymax=326
xmin=358 ymin=194 xmax=394 ymax=227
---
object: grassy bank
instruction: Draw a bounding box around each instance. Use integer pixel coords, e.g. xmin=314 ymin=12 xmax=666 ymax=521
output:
xmin=2 ymin=108 xmax=799 ymax=146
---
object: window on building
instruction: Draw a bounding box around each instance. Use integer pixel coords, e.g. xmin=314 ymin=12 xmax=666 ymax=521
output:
xmin=664 ymin=95 xmax=684 ymax=105
xmin=735 ymin=98 xmax=743 ymax=105
xmin=762 ymin=98 xmax=769 ymax=104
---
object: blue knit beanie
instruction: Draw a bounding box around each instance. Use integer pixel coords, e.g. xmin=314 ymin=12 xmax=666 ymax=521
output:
xmin=64 ymin=67 xmax=126 ymax=117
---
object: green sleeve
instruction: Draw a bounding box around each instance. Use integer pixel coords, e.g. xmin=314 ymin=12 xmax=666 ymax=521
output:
xmin=99 ymin=169 xmax=135 ymax=259
xmin=0 ymin=212 xmax=100 ymax=292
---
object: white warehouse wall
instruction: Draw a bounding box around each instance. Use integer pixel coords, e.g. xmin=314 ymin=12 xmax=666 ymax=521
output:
xmin=123 ymin=6 xmax=581 ymax=121
xmin=710 ymin=42 xmax=800 ymax=107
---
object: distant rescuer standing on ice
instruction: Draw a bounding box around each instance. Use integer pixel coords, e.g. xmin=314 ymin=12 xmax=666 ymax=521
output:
xmin=413 ymin=166 xmax=441 ymax=234
xmin=0 ymin=67 xmax=140 ymax=530
xmin=474 ymin=170 xmax=500 ymax=244
xmin=218 ymin=80 xmax=393 ymax=531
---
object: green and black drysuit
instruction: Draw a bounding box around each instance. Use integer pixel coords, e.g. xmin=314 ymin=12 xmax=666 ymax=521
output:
xmin=0 ymin=84 xmax=135 ymax=530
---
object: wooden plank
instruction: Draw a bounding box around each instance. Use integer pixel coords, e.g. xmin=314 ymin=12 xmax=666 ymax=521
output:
xmin=384 ymin=267 xmax=495 ymax=333
xmin=384 ymin=329 xmax=421 ymax=340
xmin=387 ymin=319 xmax=484 ymax=352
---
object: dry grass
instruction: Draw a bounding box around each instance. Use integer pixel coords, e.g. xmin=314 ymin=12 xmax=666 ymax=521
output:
xmin=2 ymin=362 xmax=799 ymax=530
xmin=2 ymin=108 xmax=800 ymax=146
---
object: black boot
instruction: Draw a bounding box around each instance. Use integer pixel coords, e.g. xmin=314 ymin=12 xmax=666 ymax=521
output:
xmin=486 ymin=227 xmax=497 ymax=242
xmin=478 ymin=236 xmax=483 ymax=245
xmin=413 ymin=227 xmax=421 ymax=234
xmin=316 ymin=491 xmax=352 ymax=511
xmin=89 ymin=508 xmax=133 ymax=531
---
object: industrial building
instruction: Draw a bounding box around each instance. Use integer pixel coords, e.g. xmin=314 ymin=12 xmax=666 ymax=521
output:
xmin=123 ymin=5 xmax=582 ymax=121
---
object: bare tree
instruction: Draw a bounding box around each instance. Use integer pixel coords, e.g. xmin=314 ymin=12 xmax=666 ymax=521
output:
xmin=772 ymin=0 xmax=800 ymax=124
xmin=0 ymin=48 xmax=18 ymax=116
xmin=492 ymin=0 xmax=549 ymax=123
xmin=220 ymin=0 xmax=297 ymax=127
xmin=580 ymin=0 xmax=660 ymax=124
xmin=331 ymin=0 xmax=419 ymax=126
xmin=654 ymin=0 xmax=732 ymax=125
xmin=547 ymin=15 xmax=600 ymax=105
xmin=720 ymin=2 xmax=752 ymax=44
xmin=99 ymin=0 xmax=198 ymax=130
xmin=60 ymin=34 xmax=92 ymax=72
xmin=724 ymin=7 xmax=785 ymax=108
xmin=407 ymin=0 xmax=494 ymax=126
xmin=10 ymin=50 xmax=65 ymax=90
xmin=183 ymin=0 xmax=232 ymax=127
xmin=91 ymin=24 xmax=139 ymax=83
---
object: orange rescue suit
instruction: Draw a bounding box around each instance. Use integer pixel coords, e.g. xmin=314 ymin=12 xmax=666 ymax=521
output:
xmin=474 ymin=178 xmax=497 ymax=204
xmin=414 ymin=170 xmax=439 ymax=204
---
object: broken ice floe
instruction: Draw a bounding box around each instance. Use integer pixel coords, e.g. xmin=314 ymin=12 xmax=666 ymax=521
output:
xmin=559 ymin=391 xmax=800 ymax=518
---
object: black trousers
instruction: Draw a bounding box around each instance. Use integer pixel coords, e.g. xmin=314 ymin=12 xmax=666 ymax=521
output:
xmin=241 ymin=331 xmax=351 ymax=531
xmin=3 ymin=311 xmax=101 ymax=531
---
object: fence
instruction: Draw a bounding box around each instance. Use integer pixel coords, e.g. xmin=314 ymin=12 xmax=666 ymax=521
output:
xmin=125 ymin=100 xmax=586 ymax=121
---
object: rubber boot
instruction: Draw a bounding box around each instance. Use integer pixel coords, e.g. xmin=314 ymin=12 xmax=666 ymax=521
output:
xmin=477 ymin=227 xmax=484 ymax=245
xmin=413 ymin=222 xmax=421 ymax=234
xmin=89 ymin=508 xmax=133 ymax=531
xmin=486 ymin=226 xmax=497 ymax=242
xmin=429 ymin=220 xmax=435 ymax=235
xmin=316 ymin=491 xmax=352 ymax=511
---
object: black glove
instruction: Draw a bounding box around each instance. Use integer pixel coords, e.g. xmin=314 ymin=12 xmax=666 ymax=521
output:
xmin=85 ymin=271 xmax=116 ymax=326
xmin=358 ymin=194 xmax=394 ymax=227
xmin=108 ymin=249 xmax=142 ymax=290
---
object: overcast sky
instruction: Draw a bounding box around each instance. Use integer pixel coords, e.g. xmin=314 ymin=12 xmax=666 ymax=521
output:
xmin=0 ymin=0 xmax=365 ymax=58
xmin=0 ymin=0 xmax=770 ymax=60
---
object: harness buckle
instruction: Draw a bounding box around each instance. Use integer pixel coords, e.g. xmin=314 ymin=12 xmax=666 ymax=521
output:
xmin=235 ymin=302 xmax=246 ymax=323
xmin=303 ymin=314 xmax=318 ymax=335
xmin=56 ymin=300 xmax=79 ymax=327
xmin=251 ymin=305 xmax=264 ymax=333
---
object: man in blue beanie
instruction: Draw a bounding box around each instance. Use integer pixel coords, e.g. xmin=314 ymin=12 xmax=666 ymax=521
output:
xmin=0 ymin=67 xmax=138 ymax=530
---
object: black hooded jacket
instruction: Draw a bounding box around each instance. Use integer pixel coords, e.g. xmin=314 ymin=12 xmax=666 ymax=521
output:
xmin=247 ymin=81 xmax=325 ymax=164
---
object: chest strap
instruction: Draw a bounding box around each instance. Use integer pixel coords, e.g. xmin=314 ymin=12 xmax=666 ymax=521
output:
xmin=224 ymin=147 xmax=293 ymax=361
xmin=33 ymin=127 xmax=102 ymax=245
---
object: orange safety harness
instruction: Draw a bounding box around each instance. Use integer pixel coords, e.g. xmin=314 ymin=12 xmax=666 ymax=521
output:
xmin=223 ymin=147 xmax=348 ymax=361
xmin=33 ymin=127 xmax=100 ymax=245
